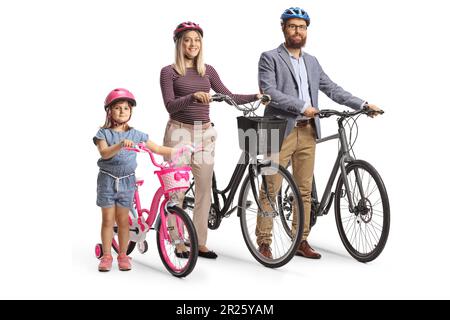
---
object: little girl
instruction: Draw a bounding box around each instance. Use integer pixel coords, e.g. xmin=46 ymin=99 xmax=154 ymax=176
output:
xmin=94 ymin=88 xmax=173 ymax=272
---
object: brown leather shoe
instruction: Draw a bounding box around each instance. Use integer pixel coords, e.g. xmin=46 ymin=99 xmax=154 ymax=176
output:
xmin=258 ymin=243 xmax=273 ymax=259
xmin=296 ymin=240 xmax=321 ymax=259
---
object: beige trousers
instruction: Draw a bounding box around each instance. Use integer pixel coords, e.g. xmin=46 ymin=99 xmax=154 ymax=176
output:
xmin=163 ymin=119 xmax=217 ymax=246
xmin=256 ymin=124 xmax=316 ymax=246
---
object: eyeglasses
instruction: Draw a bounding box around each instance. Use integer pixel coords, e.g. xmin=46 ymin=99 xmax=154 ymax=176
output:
xmin=286 ymin=24 xmax=308 ymax=31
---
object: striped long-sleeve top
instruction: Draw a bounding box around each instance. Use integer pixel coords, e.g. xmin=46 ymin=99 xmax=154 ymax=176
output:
xmin=160 ymin=64 xmax=258 ymax=124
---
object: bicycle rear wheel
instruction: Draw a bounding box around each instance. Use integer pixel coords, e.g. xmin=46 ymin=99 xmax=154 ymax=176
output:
xmin=156 ymin=206 xmax=198 ymax=277
xmin=335 ymin=160 xmax=390 ymax=262
xmin=239 ymin=161 xmax=304 ymax=268
xmin=277 ymin=164 xmax=318 ymax=232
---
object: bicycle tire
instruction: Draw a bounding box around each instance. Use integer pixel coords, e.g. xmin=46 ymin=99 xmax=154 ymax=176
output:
xmin=238 ymin=161 xmax=304 ymax=268
xmin=156 ymin=206 xmax=198 ymax=277
xmin=335 ymin=160 xmax=390 ymax=262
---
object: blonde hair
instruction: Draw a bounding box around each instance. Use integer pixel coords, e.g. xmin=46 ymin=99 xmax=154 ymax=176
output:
xmin=101 ymin=100 xmax=133 ymax=130
xmin=173 ymin=31 xmax=205 ymax=77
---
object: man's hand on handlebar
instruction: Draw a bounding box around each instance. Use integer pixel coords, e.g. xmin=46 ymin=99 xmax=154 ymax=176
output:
xmin=303 ymin=107 xmax=318 ymax=118
xmin=257 ymin=93 xmax=271 ymax=105
xmin=365 ymin=104 xmax=383 ymax=118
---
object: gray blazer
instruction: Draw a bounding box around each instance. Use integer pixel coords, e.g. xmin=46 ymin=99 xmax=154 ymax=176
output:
xmin=258 ymin=44 xmax=365 ymax=139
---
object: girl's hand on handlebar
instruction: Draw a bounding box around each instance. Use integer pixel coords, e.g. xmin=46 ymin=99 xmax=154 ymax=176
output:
xmin=170 ymin=144 xmax=197 ymax=167
xmin=193 ymin=92 xmax=211 ymax=104
xmin=120 ymin=139 xmax=135 ymax=148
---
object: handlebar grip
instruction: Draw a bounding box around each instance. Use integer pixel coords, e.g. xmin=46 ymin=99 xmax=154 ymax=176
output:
xmin=124 ymin=145 xmax=141 ymax=152
xmin=367 ymin=109 xmax=384 ymax=116
xmin=210 ymin=93 xmax=229 ymax=102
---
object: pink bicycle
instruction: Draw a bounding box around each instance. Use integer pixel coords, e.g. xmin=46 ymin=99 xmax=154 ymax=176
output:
xmin=95 ymin=143 xmax=198 ymax=277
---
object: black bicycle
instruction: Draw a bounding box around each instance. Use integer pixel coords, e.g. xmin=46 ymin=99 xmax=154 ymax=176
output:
xmin=182 ymin=94 xmax=304 ymax=268
xmin=279 ymin=107 xmax=390 ymax=262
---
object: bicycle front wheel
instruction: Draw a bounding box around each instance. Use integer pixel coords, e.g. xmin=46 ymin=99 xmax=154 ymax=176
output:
xmin=335 ymin=160 xmax=390 ymax=262
xmin=156 ymin=206 xmax=198 ymax=277
xmin=238 ymin=161 xmax=304 ymax=268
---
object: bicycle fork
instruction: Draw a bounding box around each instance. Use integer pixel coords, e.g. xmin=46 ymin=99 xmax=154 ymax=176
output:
xmin=249 ymin=162 xmax=278 ymax=217
xmin=337 ymin=128 xmax=366 ymax=214
xmin=160 ymin=201 xmax=185 ymax=246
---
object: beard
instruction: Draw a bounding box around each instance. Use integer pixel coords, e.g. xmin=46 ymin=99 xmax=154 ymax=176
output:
xmin=285 ymin=34 xmax=307 ymax=49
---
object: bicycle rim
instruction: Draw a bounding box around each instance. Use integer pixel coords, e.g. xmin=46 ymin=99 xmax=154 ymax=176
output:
xmin=239 ymin=162 xmax=303 ymax=268
xmin=156 ymin=206 xmax=198 ymax=277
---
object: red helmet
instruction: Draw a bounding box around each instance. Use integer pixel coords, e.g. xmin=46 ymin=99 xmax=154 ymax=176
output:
xmin=173 ymin=21 xmax=203 ymax=42
xmin=104 ymin=88 xmax=136 ymax=110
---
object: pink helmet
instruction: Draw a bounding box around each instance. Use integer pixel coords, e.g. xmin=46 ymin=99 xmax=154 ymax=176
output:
xmin=173 ymin=21 xmax=203 ymax=42
xmin=104 ymin=88 xmax=136 ymax=110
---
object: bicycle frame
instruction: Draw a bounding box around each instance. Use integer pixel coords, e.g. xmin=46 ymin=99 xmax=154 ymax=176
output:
xmin=315 ymin=117 xmax=365 ymax=216
xmin=128 ymin=144 xmax=186 ymax=242
xmin=133 ymin=183 xmax=172 ymax=239
xmin=211 ymin=152 xmax=254 ymax=218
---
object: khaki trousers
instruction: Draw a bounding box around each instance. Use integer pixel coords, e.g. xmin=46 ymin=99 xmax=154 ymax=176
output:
xmin=256 ymin=124 xmax=316 ymax=246
xmin=163 ymin=119 xmax=217 ymax=246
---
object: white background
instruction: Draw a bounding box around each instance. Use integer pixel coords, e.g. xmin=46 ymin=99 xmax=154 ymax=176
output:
xmin=1 ymin=0 xmax=449 ymax=299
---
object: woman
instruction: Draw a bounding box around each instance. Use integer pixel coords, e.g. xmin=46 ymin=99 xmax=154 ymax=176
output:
xmin=160 ymin=21 xmax=263 ymax=259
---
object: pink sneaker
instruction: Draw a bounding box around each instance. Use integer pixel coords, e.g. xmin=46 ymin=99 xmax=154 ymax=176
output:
xmin=98 ymin=254 xmax=113 ymax=272
xmin=117 ymin=253 xmax=132 ymax=271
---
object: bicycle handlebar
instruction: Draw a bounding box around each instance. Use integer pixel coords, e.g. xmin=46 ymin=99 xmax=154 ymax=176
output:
xmin=210 ymin=93 xmax=271 ymax=114
xmin=125 ymin=143 xmax=166 ymax=169
xmin=317 ymin=106 xmax=384 ymax=119
xmin=125 ymin=143 xmax=199 ymax=169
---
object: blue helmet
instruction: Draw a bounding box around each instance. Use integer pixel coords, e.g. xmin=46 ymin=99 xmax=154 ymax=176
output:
xmin=280 ymin=7 xmax=310 ymax=26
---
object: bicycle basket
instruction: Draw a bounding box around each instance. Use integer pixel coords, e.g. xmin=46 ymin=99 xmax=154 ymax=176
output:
xmin=155 ymin=166 xmax=191 ymax=193
xmin=237 ymin=116 xmax=287 ymax=155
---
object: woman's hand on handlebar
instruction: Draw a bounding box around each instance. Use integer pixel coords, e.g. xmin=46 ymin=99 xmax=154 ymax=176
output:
xmin=193 ymin=91 xmax=211 ymax=104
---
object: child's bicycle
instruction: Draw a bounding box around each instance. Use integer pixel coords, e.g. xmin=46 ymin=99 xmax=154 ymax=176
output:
xmin=95 ymin=143 xmax=199 ymax=277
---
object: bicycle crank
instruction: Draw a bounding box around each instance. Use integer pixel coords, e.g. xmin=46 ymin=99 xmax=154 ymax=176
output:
xmin=207 ymin=204 xmax=222 ymax=230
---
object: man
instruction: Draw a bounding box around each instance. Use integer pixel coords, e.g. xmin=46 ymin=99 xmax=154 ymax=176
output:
xmin=256 ymin=7 xmax=381 ymax=259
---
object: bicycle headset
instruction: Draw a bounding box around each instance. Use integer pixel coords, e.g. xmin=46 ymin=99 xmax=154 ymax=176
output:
xmin=280 ymin=7 xmax=310 ymax=26
xmin=173 ymin=21 xmax=203 ymax=42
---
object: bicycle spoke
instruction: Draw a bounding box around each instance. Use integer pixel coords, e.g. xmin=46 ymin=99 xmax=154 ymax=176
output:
xmin=336 ymin=162 xmax=389 ymax=261
xmin=239 ymin=162 xmax=303 ymax=268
